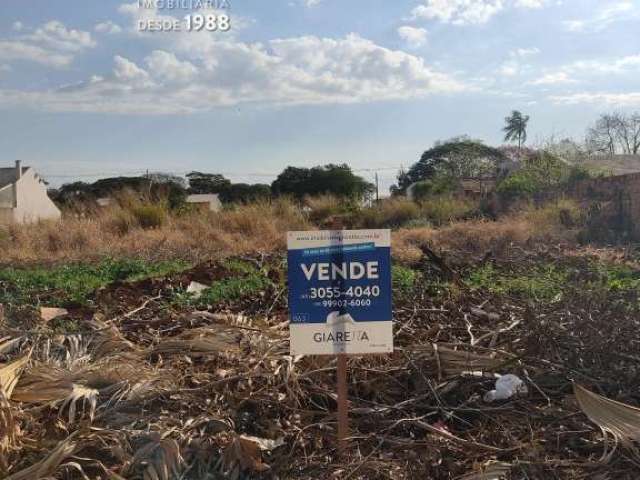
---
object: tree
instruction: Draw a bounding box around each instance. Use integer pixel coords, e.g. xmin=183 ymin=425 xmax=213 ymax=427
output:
xmin=503 ymin=110 xmax=530 ymax=152
xmin=220 ymin=183 xmax=271 ymax=203
xmin=586 ymin=113 xmax=618 ymax=155
xmin=394 ymin=138 xmax=507 ymax=193
xmin=271 ymin=164 xmax=373 ymax=199
xmin=587 ymin=112 xmax=640 ymax=155
xmin=186 ymin=172 xmax=231 ymax=194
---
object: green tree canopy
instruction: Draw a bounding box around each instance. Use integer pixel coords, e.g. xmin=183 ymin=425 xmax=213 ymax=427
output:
xmin=186 ymin=172 xmax=232 ymax=194
xmin=271 ymin=164 xmax=373 ymax=199
xmin=396 ymin=138 xmax=507 ymax=193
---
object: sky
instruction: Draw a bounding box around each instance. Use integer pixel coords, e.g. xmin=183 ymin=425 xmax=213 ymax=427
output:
xmin=0 ymin=0 xmax=638 ymax=191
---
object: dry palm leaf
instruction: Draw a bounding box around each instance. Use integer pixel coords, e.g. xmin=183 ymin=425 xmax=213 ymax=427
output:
xmin=59 ymin=383 xmax=99 ymax=423
xmin=90 ymin=324 xmax=141 ymax=359
xmin=574 ymin=383 xmax=640 ymax=462
xmin=12 ymin=365 xmax=75 ymax=403
xmin=456 ymin=461 xmax=511 ymax=479
xmin=0 ymin=392 xmax=19 ymax=472
xmin=40 ymin=307 xmax=69 ymax=323
xmin=151 ymin=327 xmax=239 ymax=358
xmin=4 ymin=433 xmax=79 ymax=480
xmin=411 ymin=343 xmax=508 ymax=377
xmin=222 ymin=434 xmax=271 ymax=474
xmin=125 ymin=433 xmax=184 ymax=480
xmin=12 ymin=366 xmax=98 ymax=423
xmin=0 ymin=337 xmax=22 ymax=355
xmin=0 ymin=356 xmax=29 ymax=399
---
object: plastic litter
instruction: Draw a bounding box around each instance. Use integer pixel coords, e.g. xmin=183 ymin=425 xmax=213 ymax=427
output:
xmin=483 ymin=374 xmax=528 ymax=402
xmin=187 ymin=281 xmax=209 ymax=298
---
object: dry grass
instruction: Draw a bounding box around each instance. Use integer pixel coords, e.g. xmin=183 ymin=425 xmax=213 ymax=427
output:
xmin=0 ymin=195 xmax=580 ymax=266
xmin=0 ymin=198 xmax=309 ymax=264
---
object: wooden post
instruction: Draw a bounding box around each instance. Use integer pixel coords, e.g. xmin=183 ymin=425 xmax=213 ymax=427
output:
xmin=337 ymin=353 xmax=349 ymax=458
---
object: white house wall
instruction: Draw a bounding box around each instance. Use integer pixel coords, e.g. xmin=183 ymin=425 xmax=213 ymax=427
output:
xmin=12 ymin=169 xmax=61 ymax=223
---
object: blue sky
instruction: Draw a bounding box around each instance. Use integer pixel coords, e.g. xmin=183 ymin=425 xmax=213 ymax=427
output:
xmin=0 ymin=0 xmax=638 ymax=191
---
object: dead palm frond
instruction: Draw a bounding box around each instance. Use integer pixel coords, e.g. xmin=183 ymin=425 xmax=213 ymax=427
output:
xmin=221 ymin=434 xmax=272 ymax=475
xmin=0 ymin=356 xmax=29 ymax=399
xmin=456 ymin=461 xmax=511 ymax=479
xmin=0 ymin=392 xmax=19 ymax=472
xmin=59 ymin=383 xmax=99 ymax=423
xmin=12 ymin=365 xmax=98 ymax=423
xmin=574 ymin=383 xmax=640 ymax=462
xmin=0 ymin=337 xmax=22 ymax=356
xmin=90 ymin=323 xmax=141 ymax=359
xmin=4 ymin=433 xmax=79 ymax=480
xmin=150 ymin=327 xmax=239 ymax=358
xmin=124 ymin=433 xmax=184 ymax=480
xmin=410 ymin=343 xmax=508 ymax=377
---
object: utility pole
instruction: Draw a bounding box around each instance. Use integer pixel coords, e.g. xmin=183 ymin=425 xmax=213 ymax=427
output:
xmin=375 ymin=172 xmax=379 ymax=203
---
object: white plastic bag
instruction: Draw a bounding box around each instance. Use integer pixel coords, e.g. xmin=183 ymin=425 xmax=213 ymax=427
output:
xmin=483 ymin=374 xmax=528 ymax=402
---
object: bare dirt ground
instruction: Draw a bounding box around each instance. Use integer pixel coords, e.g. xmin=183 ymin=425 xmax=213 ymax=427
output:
xmin=1 ymin=235 xmax=640 ymax=479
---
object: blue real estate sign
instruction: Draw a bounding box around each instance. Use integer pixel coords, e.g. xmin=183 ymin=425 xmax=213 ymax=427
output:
xmin=287 ymin=230 xmax=393 ymax=355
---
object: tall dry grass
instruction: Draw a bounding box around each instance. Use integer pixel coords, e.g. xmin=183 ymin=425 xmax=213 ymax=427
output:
xmin=0 ymin=194 xmax=580 ymax=266
xmin=0 ymin=197 xmax=308 ymax=264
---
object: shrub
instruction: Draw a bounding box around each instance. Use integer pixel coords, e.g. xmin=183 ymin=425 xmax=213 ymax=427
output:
xmin=419 ymin=196 xmax=477 ymax=226
xmin=358 ymin=198 xmax=420 ymax=228
xmin=409 ymin=175 xmax=457 ymax=201
xmin=522 ymin=198 xmax=583 ymax=231
xmin=131 ymin=204 xmax=167 ymax=229
xmin=304 ymin=195 xmax=343 ymax=223
xmin=496 ymin=171 xmax=538 ymax=200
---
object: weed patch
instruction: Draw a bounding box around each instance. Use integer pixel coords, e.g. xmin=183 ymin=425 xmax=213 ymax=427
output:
xmin=0 ymin=258 xmax=190 ymax=306
xmin=174 ymin=259 xmax=272 ymax=308
xmin=467 ymin=263 xmax=568 ymax=301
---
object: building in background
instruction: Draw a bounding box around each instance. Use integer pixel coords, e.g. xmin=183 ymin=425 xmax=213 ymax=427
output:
xmin=0 ymin=161 xmax=61 ymax=224
xmin=186 ymin=193 xmax=222 ymax=212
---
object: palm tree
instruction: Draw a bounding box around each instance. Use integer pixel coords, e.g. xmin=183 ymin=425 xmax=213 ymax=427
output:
xmin=503 ymin=110 xmax=530 ymax=152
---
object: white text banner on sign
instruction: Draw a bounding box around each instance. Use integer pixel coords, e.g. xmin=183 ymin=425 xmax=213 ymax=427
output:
xmin=287 ymin=229 xmax=393 ymax=355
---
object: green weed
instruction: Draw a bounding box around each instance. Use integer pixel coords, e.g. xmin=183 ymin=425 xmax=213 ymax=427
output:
xmin=174 ymin=259 xmax=272 ymax=307
xmin=467 ymin=263 xmax=568 ymax=301
xmin=0 ymin=258 xmax=190 ymax=306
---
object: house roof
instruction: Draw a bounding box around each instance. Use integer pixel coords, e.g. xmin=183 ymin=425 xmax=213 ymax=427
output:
xmin=0 ymin=166 xmax=29 ymax=189
xmin=186 ymin=194 xmax=220 ymax=203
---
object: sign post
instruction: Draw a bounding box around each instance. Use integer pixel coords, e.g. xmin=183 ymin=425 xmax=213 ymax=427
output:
xmin=287 ymin=230 xmax=393 ymax=456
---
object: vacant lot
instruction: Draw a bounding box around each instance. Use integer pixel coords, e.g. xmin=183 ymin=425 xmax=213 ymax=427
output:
xmin=1 ymin=199 xmax=639 ymax=479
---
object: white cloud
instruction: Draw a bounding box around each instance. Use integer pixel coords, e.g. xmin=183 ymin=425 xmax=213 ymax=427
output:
xmin=0 ymin=41 xmax=74 ymax=67
xmin=496 ymin=47 xmax=539 ymax=77
xmin=550 ymin=92 xmax=640 ymax=106
xmin=510 ymin=47 xmax=539 ymax=58
xmin=12 ymin=21 xmax=23 ymax=32
xmin=397 ymin=26 xmax=428 ymax=48
xmin=0 ymin=34 xmax=466 ymax=114
xmin=528 ymin=54 xmax=640 ymax=86
xmin=567 ymin=54 xmax=640 ymax=75
xmin=144 ymin=50 xmax=198 ymax=83
xmin=26 ymin=20 xmax=96 ymax=52
xmin=113 ymin=55 xmax=151 ymax=83
xmin=304 ymin=0 xmax=322 ymax=6
xmin=0 ymin=20 xmax=95 ymax=68
xmin=95 ymin=21 xmax=123 ymax=34
xmin=409 ymin=0 xmax=551 ymax=25
xmin=528 ymin=71 xmax=576 ymax=85
xmin=563 ymin=1 xmax=636 ymax=32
